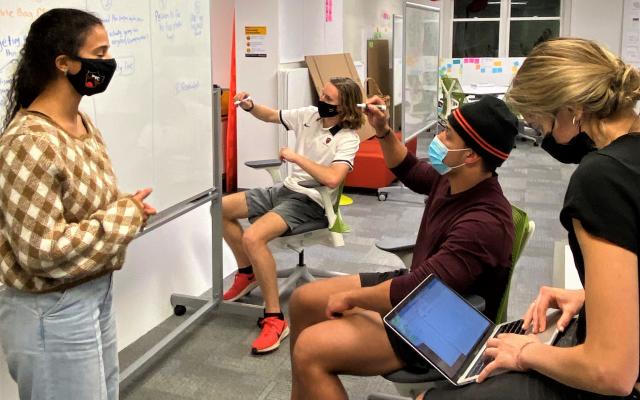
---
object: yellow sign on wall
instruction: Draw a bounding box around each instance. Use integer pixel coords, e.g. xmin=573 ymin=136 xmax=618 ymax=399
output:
xmin=244 ymin=26 xmax=267 ymax=57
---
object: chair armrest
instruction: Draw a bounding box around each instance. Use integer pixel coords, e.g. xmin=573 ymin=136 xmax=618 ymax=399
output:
xmin=245 ymin=159 xmax=283 ymax=184
xmin=465 ymin=294 xmax=486 ymax=312
xmin=245 ymin=159 xmax=282 ymax=169
xmin=299 ymin=179 xmax=323 ymax=189
xmin=375 ymin=237 xmax=416 ymax=253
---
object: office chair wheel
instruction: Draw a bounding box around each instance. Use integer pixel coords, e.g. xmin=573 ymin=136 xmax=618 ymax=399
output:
xmin=174 ymin=305 xmax=187 ymax=316
xmin=533 ymin=142 xmax=539 ymax=147
xmin=378 ymin=192 xmax=388 ymax=201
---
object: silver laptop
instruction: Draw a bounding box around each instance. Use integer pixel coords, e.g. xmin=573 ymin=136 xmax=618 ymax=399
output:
xmin=383 ymin=274 xmax=561 ymax=386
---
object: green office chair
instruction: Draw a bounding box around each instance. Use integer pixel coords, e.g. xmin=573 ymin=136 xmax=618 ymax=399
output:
xmin=240 ymin=160 xmax=350 ymax=297
xmin=439 ymin=76 xmax=468 ymax=119
xmin=368 ymin=204 xmax=536 ymax=400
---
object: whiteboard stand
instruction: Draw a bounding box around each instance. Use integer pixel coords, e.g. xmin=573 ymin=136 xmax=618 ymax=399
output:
xmin=377 ymin=2 xmax=440 ymax=203
xmin=119 ymin=88 xmax=249 ymax=386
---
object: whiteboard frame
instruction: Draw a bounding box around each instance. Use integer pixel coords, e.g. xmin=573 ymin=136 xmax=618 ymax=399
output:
xmin=403 ymin=2 xmax=441 ymax=143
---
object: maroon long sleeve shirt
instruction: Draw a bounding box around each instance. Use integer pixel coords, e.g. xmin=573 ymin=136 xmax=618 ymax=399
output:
xmin=389 ymin=153 xmax=515 ymax=320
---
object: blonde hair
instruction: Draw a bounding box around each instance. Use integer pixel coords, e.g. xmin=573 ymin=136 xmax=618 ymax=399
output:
xmin=506 ymin=38 xmax=640 ymax=120
xmin=330 ymin=77 xmax=365 ymax=130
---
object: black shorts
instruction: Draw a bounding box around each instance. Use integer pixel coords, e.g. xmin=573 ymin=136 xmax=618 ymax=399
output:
xmin=359 ymin=269 xmax=432 ymax=372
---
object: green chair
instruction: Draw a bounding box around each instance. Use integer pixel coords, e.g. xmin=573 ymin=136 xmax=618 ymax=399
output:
xmin=368 ymin=204 xmax=536 ymax=400
xmin=440 ymin=76 xmax=468 ymax=119
xmin=243 ymin=160 xmax=349 ymax=297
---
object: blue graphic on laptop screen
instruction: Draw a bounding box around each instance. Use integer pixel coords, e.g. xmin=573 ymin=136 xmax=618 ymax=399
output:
xmin=390 ymin=279 xmax=490 ymax=368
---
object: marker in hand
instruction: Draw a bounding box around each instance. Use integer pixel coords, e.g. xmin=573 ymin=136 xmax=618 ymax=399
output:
xmin=357 ymin=103 xmax=386 ymax=111
xmin=234 ymin=96 xmax=253 ymax=106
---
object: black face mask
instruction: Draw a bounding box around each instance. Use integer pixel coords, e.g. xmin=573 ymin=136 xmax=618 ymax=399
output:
xmin=66 ymin=57 xmax=117 ymax=96
xmin=318 ymin=100 xmax=339 ymax=118
xmin=541 ymin=131 xmax=595 ymax=164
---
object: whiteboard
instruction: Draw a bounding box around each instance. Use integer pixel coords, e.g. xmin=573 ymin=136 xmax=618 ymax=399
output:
xmin=622 ymin=0 xmax=640 ymax=68
xmin=403 ymin=2 xmax=440 ymax=141
xmin=0 ymin=0 xmax=213 ymax=212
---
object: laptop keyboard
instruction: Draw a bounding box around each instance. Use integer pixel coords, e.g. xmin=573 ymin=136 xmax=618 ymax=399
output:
xmin=467 ymin=319 xmax=526 ymax=377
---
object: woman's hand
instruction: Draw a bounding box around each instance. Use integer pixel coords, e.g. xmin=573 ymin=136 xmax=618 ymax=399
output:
xmin=325 ymin=291 xmax=354 ymax=319
xmin=476 ymin=333 xmax=541 ymax=383
xmin=233 ymin=91 xmax=253 ymax=111
xmin=132 ymin=188 xmax=157 ymax=223
xmin=522 ymin=286 xmax=584 ymax=334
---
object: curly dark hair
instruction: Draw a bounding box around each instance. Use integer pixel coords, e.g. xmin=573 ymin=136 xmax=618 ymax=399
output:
xmin=2 ymin=8 xmax=103 ymax=130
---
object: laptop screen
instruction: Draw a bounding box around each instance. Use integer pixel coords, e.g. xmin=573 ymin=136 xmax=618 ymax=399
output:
xmin=385 ymin=275 xmax=493 ymax=379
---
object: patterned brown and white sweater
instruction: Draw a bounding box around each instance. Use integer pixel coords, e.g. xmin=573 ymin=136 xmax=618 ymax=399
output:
xmin=0 ymin=110 xmax=144 ymax=293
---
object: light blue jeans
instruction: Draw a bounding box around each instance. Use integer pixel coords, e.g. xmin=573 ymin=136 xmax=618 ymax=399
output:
xmin=0 ymin=273 xmax=118 ymax=400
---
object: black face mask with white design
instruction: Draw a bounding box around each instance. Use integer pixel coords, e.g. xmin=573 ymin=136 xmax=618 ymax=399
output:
xmin=66 ymin=56 xmax=117 ymax=96
xmin=318 ymin=100 xmax=339 ymax=118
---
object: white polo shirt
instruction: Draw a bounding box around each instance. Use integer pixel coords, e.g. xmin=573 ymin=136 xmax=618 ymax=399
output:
xmin=280 ymin=106 xmax=360 ymax=208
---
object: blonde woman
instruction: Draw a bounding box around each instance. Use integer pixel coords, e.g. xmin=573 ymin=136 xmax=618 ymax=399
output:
xmin=420 ymin=38 xmax=640 ymax=400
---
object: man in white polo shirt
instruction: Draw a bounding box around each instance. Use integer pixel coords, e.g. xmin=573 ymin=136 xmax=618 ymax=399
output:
xmin=223 ymin=77 xmax=364 ymax=354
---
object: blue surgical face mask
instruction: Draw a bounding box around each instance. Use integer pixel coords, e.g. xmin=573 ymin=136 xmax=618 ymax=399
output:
xmin=428 ymin=136 xmax=470 ymax=175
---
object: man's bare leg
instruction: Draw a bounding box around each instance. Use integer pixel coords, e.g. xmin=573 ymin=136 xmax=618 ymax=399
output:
xmin=291 ymin=310 xmax=405 ymax=400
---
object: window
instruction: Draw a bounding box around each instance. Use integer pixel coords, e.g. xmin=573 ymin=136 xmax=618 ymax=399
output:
xmin=451 ymin=0 xmax=562 ymax=58
xmin=509 ymin=0 xmax=561 ymax=56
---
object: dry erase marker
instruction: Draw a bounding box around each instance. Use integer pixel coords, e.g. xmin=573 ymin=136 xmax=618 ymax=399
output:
xmin=357 ymin=103 xmax=386 ymax=111
xmin=234 ymin=96 xmax=253 ymax=106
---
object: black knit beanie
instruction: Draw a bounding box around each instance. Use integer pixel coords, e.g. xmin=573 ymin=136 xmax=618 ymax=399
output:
xmin=447 ymin=96 xmax=518 ymax=168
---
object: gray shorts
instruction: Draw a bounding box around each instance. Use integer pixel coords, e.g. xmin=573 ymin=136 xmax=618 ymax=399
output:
xmin=245 ymin=184 xmax=326 ymax=232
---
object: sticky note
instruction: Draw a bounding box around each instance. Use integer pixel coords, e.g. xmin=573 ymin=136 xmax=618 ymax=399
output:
xmin=481 ymin=68 xmax=486 ymax=73
xmin=494 ymin=61 xmax=502 ymax=67
xmin=453 ymin=59 xmax=461 ymax=64
xmin=476 ymin=64 xmax=481 ymax=70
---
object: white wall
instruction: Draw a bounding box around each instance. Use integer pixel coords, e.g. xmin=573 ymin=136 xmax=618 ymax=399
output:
xmin=212 ymin=0 xmax=234 ymax=87
xmin=343 ymin=0 xmax=403 ymax=64
xmin=569 ymin=0 xmax=623 ymax=55
xmin=236 ymin=0 xmax=344 ymax=189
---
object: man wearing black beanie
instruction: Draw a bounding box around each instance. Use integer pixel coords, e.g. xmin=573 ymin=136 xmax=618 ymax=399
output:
xmin=288 ymin=96 xmax=519 ymax=399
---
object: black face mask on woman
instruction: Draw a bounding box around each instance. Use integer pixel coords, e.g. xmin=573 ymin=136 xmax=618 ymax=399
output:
xmin=66 ymin=56 xmax=117 ymax=96
xmin=318 ymin=100 xmax=340 ymax=118
xmin=541 ymin=131 xmax=595 ymax=164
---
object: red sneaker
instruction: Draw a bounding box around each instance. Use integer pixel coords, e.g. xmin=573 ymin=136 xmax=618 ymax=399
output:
xmin=223 ymin=272 xmax=258 ymax=301
xmin=251 ymin=317 xmax=290 ymax=354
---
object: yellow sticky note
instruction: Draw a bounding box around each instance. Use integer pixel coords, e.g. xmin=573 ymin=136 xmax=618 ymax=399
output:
xmin=494 ymin=60 xmax=502 ymax=67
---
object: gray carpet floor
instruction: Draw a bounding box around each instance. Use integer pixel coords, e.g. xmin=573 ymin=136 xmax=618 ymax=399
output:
xmin=119 ymin=136 xmax=576 ymax=400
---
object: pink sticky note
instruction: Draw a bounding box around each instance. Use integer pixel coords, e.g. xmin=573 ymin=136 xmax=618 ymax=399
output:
xmin=326 ymin=0 xmax=333 ymax=22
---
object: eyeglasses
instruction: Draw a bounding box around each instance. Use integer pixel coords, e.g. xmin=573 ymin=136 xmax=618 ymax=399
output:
xmin=437 ymin=118 xmax=449 ymax=131
xmin=527 ymin=114 xmax=557 ymax=137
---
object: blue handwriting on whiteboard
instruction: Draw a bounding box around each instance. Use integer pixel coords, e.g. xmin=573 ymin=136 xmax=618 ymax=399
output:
xmin=109 ymin=28 xmax=149 ymax=47
xmin=116 ymin=56 xmax=136 ymax=76
xmin=175 ymin=80 xmax=200 ymax=94
xmin=0 ymin=35 xmax=24 ymax=58
xmin=154 ymin=9 xmax=183 ymax=40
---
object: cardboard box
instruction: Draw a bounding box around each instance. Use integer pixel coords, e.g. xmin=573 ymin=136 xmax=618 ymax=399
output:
xmin=305 ymin=53 xmax=378 ymax=141
xmin=366 ymin=40 xmax=390 ymax=102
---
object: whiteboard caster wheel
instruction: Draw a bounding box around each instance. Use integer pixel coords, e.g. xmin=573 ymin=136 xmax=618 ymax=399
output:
xmin=174 ymin=305 xmax=187 ymax=316
xmin=378 ymin=193 xmax=388 ymax=201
